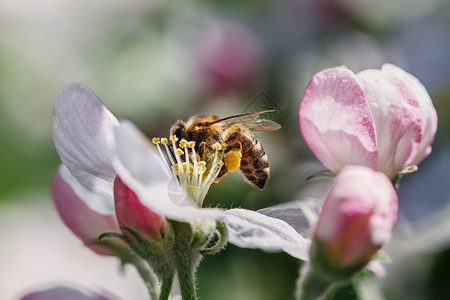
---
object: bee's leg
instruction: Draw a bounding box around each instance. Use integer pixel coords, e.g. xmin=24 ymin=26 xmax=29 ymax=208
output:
xmin=214 ymin=164 xmax=228 ymax=183
xmin=197 ymin=141 xmax=214 ymax=160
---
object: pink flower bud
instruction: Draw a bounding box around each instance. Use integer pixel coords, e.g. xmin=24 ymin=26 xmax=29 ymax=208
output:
xmin=299 ymin=64 xmax=437 ymax=177
xmin=114 ymin=176 xmax=166 ymax=241
xmin=20 ymin=286 xmax=113 ymax=300
xmin=52 ymin=169 xmax=120 ymax=256
xmin=197 ymin=21 xmax=263 ymax=95
xmin=312 ymin=166 xmax=397 ymax=271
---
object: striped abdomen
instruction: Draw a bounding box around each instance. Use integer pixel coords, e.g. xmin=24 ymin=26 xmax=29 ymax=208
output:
xmin=225 ymin=127 xmax=270 ymax=189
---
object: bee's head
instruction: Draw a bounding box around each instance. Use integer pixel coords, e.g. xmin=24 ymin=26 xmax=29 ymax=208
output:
xmin=170 ymin=120 xmax=187 ymax=140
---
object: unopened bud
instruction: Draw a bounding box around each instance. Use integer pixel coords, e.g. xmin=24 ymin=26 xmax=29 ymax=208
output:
xmin=311 ymin=166 xmax=397 ymax=279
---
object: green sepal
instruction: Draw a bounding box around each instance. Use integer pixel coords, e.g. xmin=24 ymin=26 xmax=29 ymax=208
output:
xmin=190 ymin=219 xmax=217 ymax=249
xmin=391 ymin=165 xmax=418 ymax=188
xmin=97 ymin=231 xmax=162 ymax=300
xmin=309 ymin=239 xmax=369 ymax=283
xmin=201 ymin=220 xmax=228 ymax=255
xmin=306 ymin=170 xmax=335 ymax=181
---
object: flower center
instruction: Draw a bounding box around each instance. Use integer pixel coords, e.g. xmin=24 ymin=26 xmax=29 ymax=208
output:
xmin=152 ymin=136 xmax=227 ymax=207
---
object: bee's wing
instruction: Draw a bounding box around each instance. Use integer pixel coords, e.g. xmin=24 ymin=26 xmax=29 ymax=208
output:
xmin=239 ymin=119 xmax=281 ymax=131
xmin=206 ymin=110 xmax=281 ymax=131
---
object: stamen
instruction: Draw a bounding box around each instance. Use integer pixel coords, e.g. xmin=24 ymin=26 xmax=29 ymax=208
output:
xmin=152 ymin=137 xmax=160 ymax=144
xmin=155 ymin=136 xmax=227 ymax=207
xmin=172 ymin=162 xmax=194 ymax=175
xmin=179 ymin=139 xmax=187 ymax=148
xmin=197 ymin=161 xmax=206 ymax=174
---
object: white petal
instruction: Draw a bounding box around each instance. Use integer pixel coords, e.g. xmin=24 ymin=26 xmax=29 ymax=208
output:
xmin=53 ymin=83 xmax=119 ymax=190
xmin=108 ymin=120 xmax=221 ymax=221
xmin=258 ymin=198 xmax=321 ymax=238
xmin=59 ymin=164 xmax=115 ymax=215
xmin=220 ymin=208 xmax=311 ymax=260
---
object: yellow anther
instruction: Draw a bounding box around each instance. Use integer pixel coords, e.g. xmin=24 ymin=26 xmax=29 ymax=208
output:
xmin=221 ymin=143 xmax=228 ymax=150
xmin=191 ymin=153 xmax=201 ymax=162
xmin=197 ymin=161 xmax=206 ymax=174
xmin=225 ymin=150 xmax=242 ymax=172
xmin=213 ymin=143 xmax=222 ymax=151
xmin=176 ymin=148 xmax=184 ymax=156
xmin=216 ymin=160 xmax=224 ymax=168
xmin=170 ymin=135 xmax=179 ymax=142
xmin=172 ymin=162 xmax=194 ymax=175
xmin=161 ymin=138 xmax=168 ymax=145
xmin=172 ymin=164 xmax=179 ymax=175
xmin=179 ymin=139 xmax=187 ymax=148
xmin=152 ymin=137 xmax=160 ymax=144
xmin=187 ymin=141 xmax=196 ymax=148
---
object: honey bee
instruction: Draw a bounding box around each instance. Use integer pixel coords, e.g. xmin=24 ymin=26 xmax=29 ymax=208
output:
xmin=169 ymin=110 xmax=281 ymax=189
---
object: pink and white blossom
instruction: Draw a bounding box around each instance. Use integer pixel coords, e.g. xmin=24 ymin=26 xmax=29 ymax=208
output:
xmin=52 ymin=82 xmax=310 ymax=260
xmin=52 ymin=166 xmax=119 ymax=255
xmin=20 ymin=286 xmax=115 ymax=300
xmin=313 ymin=165 xmax=398 ymax=268
xmin=299 ymin=64 xmax=437 ymax=177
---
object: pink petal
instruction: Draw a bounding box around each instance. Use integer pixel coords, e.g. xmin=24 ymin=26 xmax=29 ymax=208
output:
xmin=53 ymin=166 xmax=119 ymax=255
xmin=299 ymin=67 xmax=378 ymax=172
xmin=20 ymin=286 xmax=114 ymax=300
xmin=53 ymin=83 xmax=119 ymax=197
xmin=356 ymin=64 xmax=436 ymax=175
xmin=315 ymin=166 xmax=398 ymax=267
xmin=381 ymin=64 xmax=438 ymax=166
xmin=114 ymin=176 xmax=166 ymax=241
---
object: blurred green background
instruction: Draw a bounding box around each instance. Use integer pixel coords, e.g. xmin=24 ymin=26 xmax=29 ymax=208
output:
xmin=0 ymin=0 xmax=449 ymax=299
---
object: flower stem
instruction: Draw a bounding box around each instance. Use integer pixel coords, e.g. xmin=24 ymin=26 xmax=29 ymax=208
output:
xmin=169 ymin=221 xmax=203 ymax=300
xmin=296 ymin=264 xmax=333 ymax=300
xmin=159 ymin=273 xmax=174 ymax=300
xmin=176 ymin=255 xmax=198 ymax=300
xmin=134 ymin=258 xmax=161 ymax=300
xmin=98 ymin=234 xmax=161 ymax=300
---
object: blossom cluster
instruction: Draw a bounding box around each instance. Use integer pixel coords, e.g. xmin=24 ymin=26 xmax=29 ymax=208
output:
xmin=296 ymin=64 xmax=437 ymax=299
xmin=46 ymin=63 xmax=437 ymax=300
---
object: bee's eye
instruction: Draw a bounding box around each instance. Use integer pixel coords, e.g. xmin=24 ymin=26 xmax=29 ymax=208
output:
xmin=174 ymin=127 xmax=185 ymax=139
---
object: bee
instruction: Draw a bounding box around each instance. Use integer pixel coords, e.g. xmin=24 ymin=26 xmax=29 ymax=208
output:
xmin=169 ymin=110 xmax=281 ymax=190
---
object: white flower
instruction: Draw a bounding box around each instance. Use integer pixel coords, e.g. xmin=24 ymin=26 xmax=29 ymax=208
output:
xmin=53 ymin=82 xmax=310 ymax=260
